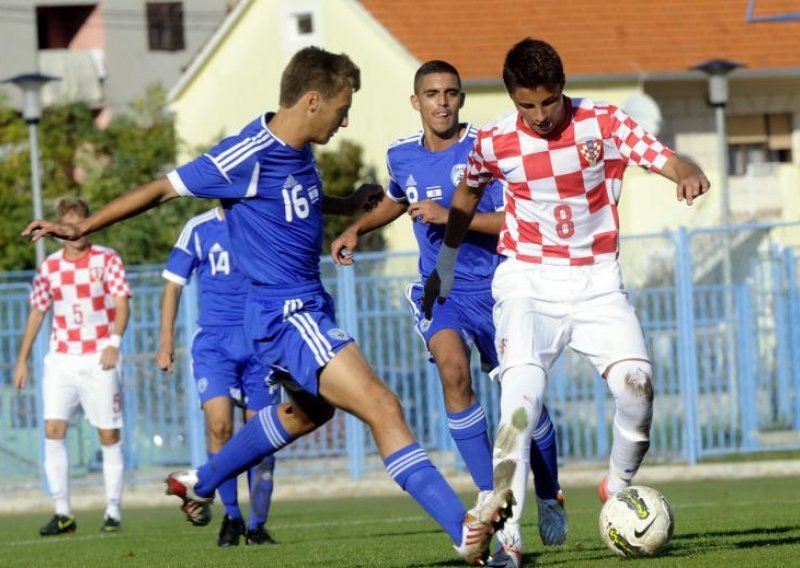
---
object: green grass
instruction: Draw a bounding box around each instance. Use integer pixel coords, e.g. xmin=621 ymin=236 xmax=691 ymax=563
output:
xmin=0 ymin=477 xmax=798 ymax=567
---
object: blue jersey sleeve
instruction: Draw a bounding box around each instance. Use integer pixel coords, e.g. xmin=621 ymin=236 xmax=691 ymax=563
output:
xmin=167 ymin=144 xmax=260 ymax=200
xmin=486 ymin=180 xmax=505 ymax=212
xmin=162 ymin=225 xmax=200 ymax=286
xmin=385 ymin=153 xmax=407 ymax=202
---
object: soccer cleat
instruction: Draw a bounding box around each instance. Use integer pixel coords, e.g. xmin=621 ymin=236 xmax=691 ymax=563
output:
xmin=39 ymin=514 xmax=77 ymax=536
xmin=100 ymin=515 xmax=122 ymax=533
xmin=537 ymin=490 xmax=568 ymax=545
xmin=246 ymin=523 xmax=277 ymax=545
xmin=165 ymin=469 xmax=213 ymax=526
xmin=454 ymin=488 xmax=515 ymax=565
xmin=598 ymin=476 xmax=611 ymax=502
xmin=488 ymin=526 xmax=522 ymax=567
xmin=217 ymin=514 xmax=245 ymax=547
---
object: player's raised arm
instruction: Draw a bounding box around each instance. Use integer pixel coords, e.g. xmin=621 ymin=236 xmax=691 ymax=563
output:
xmin=659 ymin=154 xmax=711 ymax=206
xmin=22 ymin=177 xmax=179 ymax=242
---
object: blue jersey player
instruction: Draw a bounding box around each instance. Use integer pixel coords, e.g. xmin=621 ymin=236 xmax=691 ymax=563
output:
xmin=24 ymin=47 xmax=513 ymax=565
xmin=332 ymin=61 xmax=568 ymax=560
xmin=157 ymin=206 xmax=278 ymax=546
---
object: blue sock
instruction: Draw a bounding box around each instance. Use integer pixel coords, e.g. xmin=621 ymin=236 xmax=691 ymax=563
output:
xmin=208 ymin=451 xmax=242 ymax=519
xmin=385 ymin=442 xmax=466 ymax=544
xmin=248 ymin=455 xmax=275 ymax=530
xmin=447 ymin=402 xmax=493 ymax=491
xmin=530 ymin=404 xmax=561 ymax=500
xmin=196 ymin=405 xmax=291 ymax=498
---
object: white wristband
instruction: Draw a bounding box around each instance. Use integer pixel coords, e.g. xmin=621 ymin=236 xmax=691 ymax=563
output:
xmin=108 ymin=334 xmax=122 ymax=348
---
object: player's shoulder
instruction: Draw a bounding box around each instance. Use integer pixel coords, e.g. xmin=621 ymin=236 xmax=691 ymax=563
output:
xmin=205 ymin=115 xmax=278 ymax=165
xmin=572 ymin=97 xmax=618 ymax=120
xmin=388 ymin=130 xmax=423 ymax=152
xmin=479 ymin=112 xmax=518 ymax=136
xmin=175 ymin=208 xmax=220 ymax=249
xmin=90 ymin=244 xmax=124 ymax=263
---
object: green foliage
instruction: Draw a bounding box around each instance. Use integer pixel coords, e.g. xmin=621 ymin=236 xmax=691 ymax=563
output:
xmin=316 ymin=139 xmax=385 ymax=254
xmin=0 ymin=85 xmax=204 ymax=270
xmin=0 ymin=87 xmax=382 ymax=271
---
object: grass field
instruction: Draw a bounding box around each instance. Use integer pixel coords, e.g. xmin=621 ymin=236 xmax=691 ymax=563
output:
xmin=0 ymin=476 xmax=798 ymax=567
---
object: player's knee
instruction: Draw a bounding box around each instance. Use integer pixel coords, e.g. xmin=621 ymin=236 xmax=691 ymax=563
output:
xmin=607 ymin=360 xmax=654 ymax=430
xmin=438 ymin=359 xmax=472 ymax=401
xmin=44 ymin=421 xmax=66 ymax=440
xmin=370 ymin=387 xmax=404 ymax=424
xmin=207 ymin=418 xmax=233 ymax=445
xmin=98 ymin=429 xmax=121 ymax=446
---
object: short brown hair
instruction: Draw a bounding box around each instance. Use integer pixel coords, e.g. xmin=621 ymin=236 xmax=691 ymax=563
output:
xmin=503 ymin=38 xmax=565 ymax=94
xmin=413 ymin=60 xmax=462 ymax=94
xmin=56 ymin=197 xmax=90 ymax=219
xmin=279 ymin=46 xmax=361 ymax=107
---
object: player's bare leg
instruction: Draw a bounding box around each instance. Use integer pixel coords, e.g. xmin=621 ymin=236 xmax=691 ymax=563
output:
xmin=319 ymin=343 xmax=512 ymax=565
xmin=600 ymin=359 xmax=653 ymax=501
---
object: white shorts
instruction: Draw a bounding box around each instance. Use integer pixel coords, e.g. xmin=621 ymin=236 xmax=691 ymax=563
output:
xmin=43 ymin=351 xmax=124 ymax=430
xmin=492 ymin=259 xmax=649 ymax=377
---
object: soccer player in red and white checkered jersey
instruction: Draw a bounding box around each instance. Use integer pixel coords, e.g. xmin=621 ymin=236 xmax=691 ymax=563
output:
xmin=424 ymin=38 xmax=709 ymax=566
xmin=14 ymin=197 xmax=130 ymax=536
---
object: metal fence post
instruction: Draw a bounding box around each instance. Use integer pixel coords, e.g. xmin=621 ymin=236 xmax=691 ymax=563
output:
xmin=675 ymin=227 xmax=700 ymax=464
xmin=735 ymin=285 xmax=760 ymax=450
xmin=783 ymin=249 xmax=800 ymax=430
xmin=180 ymin=280 xmax=205 ymax=467
xmin=771 ymin=247 xmax=792 ymax=423
xmin=33 ymin=314 xmax=48 ymax=493
xmin=336 ymin=264 xmax=365 ymax=480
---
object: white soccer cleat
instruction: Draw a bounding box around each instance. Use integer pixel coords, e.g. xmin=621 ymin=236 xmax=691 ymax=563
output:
xmin=487 ymin=525 xmax=522 ymax=568
xmin=537 ymin=490 xmax=568 ymax=545
xmin=454 ymin=488 xmax=516 ymax=566
xmin=165 ymin=469 xmax=213 ymax=527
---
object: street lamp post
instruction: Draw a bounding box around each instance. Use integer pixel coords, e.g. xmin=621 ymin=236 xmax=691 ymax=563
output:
xmin=691 ymin=59 xmax=743 ymax=291
xmin=2 ymin=73 xmax=60 ymax=266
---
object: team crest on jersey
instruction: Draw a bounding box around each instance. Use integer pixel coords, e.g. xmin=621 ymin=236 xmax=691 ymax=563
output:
xmin=578 ymin=139 xmax=604 ymax=167
xmin=197 ymin=378 xmax=208 ymax=393
xmin=89 ymin=267 xmax=104 ymax=282
xmin=450 ymin=163 xmax=466 ymax=186
xmin=327 ymin=328 xmax=350 ymax=341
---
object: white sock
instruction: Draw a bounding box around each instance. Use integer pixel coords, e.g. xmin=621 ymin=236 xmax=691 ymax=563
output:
xmin=101 ymin=441 xmax=124 ymax=520
xmin=493 ymin=363 xmax=547 ymax=544
xmin=44 ymin=438 xmax=71 ymax=517
xmin=606 ymin=360 xmax=654 ymax=493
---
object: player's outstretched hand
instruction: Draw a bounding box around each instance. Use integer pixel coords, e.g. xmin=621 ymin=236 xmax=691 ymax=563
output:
xmin=13 ymin=361 xmax=28 ymax=390
xmin=331 ymin=229 xmax=357 ymax=266
xmin=157 ymin=343 xmax=175 ymax=374
xmin=676 ymin=170 xmax=710 ymax=206
xmin=408 ymin=200 xmax=448 ymax=225
xmin=22 ymin=219 xmax=82 ymax=242
xmin=351 ymin=183 xmax=384 ymax=212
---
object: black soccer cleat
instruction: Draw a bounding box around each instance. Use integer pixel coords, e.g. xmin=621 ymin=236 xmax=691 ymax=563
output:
xmin=217 ymin=515 xmax=246 ymax=547
xmin=100 ymin=515 xmax=122 ymax=533
xmin=246 ymin=523 xmax=277 ymax=545
xmin=39 ymin=514 xmax=77 ymax=536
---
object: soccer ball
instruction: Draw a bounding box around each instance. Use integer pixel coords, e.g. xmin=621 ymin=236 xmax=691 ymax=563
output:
xmin=598 ymin=485 xmax=674 ymax=558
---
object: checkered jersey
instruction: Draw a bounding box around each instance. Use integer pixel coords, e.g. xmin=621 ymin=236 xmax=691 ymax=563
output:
xmin=466 ymin=97 xmax=674 ymax=265
xmin=29 ymin=245 xmax=131 ymax=355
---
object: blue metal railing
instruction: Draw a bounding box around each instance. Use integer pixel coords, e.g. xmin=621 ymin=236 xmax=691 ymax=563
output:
xmin=1 ymin=222 xmax=800 ymax=486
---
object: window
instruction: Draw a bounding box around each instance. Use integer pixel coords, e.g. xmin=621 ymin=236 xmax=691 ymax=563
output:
xmin=295 ymin=13 xmax=314 ymax=35
xmin=36 ymin=5 xmax=97 ymax=49
xmin=146 ymin=2 xmax=185 ymax=52
xmin=727 ymin=113 xmax=793 ymax=175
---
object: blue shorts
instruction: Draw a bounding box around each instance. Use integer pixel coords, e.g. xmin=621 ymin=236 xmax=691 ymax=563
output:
xmin=191 ymin=326 xmax=279 ymax=411
xmin=405 ymin=280 xmax=499 ymax=374
xmin=244 ymin=281 xmax=354 ymax=396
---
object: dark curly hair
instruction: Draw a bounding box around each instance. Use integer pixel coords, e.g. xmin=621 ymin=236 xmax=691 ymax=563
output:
xmin=503 ymin=38 xmax=565 ymax=93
